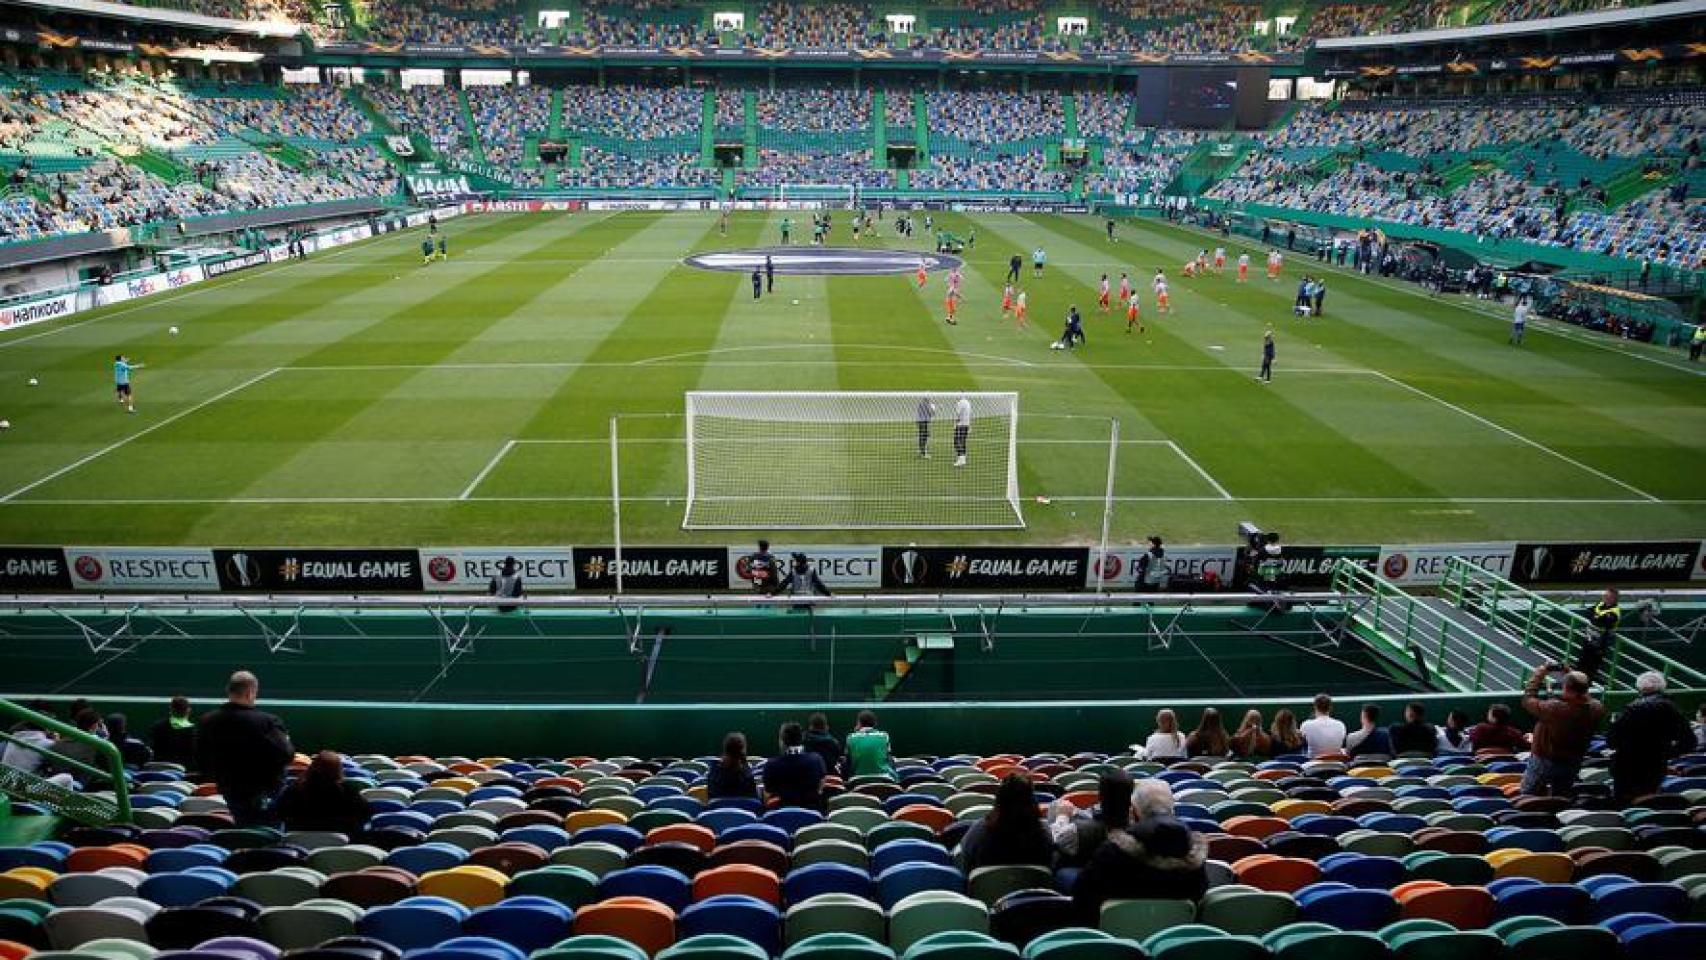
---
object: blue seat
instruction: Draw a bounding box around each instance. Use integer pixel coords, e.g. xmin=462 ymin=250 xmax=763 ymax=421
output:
xmin=876 ymin=863 xmax=964 ymax=909
xmin=1319 ymin=854 xmax=1403 ymax=890
xmin=0 ymin=844 xmax=66 ymax=871
xmin=871 ymin=840 xmax=953 ymax=875
xmin=502 ymin=826 xmax=572 ymax=852
xmin=1485 ymin=828 xmax=1565 ymax=853
xmin=467 ymin=786 xmax=524 ymax=803
xmin=599 ymin=865 xmax=693 ymax=911
xmin=707 ymin=798 xmax=765 ymax=815
xmin=403 ymin=935 xmax=527 ymax=960
xmin=574 ymin=825 xmax=644 ymax=853
xmin=648 ymin=796 xmax=705 ymax=817
xmin=372 ymin=811 xmax=436 ymax=833
xmin=764 ymin=809 xmax=826 ymax=835
xmin=387 ymin=843 xmax=469 ymax=875
xmin=1356 ymin=815 xmax=1426 ymax=835
xmin=1590 ymin=880 xmax=1688 ymax=920
xmin=360 ymin=898 xmax=471 ymax=951
xmin=409 ymin=800 xmax=465 ymax=819
xmin=882 ymin=794 xmax=943 ymax=815
xmin=783 ymin=863 xmax=873 ymax=905
xmin=1293 ymin=816 xmax=1359 ymax=838
xmin=698 ymin=809 xmax=760 ymax=836
xmin=464 ymin=898 xmax=574 ymax=953
xmin=720 ymin=824 xmax=792 ymax=850
xmin=138 ymin=869 xmax=233 ymax=907
xmin=679 ymin=895 xmax=782 ymax=956
xmin=1598 ymin=911 xmax=1671 ymax=938
xmin=146 ymin=846 xmax=230 ymax=874
xmin=1294 ymin=883 xmax=1396 ymax=931
xmin=1618 ymin=921 xmax=1706 ymax=959
xmin=1492 ymin=882 xmax=1589 ymax=923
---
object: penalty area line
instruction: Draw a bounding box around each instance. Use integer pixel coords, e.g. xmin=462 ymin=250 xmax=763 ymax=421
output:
xmin=2 ymin=495 xmax=1690 ymax=506
xmin=460 ymin=440 xmax=517 ymax=501
xmin=1164 ymin=440 xmax=1234 ymax=501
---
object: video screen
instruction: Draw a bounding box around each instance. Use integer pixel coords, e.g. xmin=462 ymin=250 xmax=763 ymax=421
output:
xmin=1167 ymin=69 xmax=1238 ymax=128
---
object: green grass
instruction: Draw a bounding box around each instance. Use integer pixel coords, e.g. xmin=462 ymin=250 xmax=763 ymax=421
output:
xmin=0 ymin=210 xmax=1701 ymax=547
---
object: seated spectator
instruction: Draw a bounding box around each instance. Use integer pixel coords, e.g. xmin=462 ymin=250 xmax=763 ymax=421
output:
xmin=707 ymin=731 xmax=759 ymax=800
xmin=149 ymin=695 xmax=198 ymax=769
xmin=1388 ymin=702 xmax=1438 ymax=755
xmin=52 ymin=709 xmax=115 ymax=787
xmin=1300 ymin=693 xmax=1346 ymax=756
xmin=1695 ymin=704 xmax=1706 ymax=751
xmin=1520 ymin=664 xmax=1604 ymax=796
xmin=845 ymin=709 xmax=894 ymax=778
xmin=1229 ymin=708 xmax=1272 ymax=758
xmin=763 ymin=721 xmax=826 ymax=812
xmin=1269 ymin=708 xmax=1304 ymax=755
xmin=1346 ymin=704 xmax=1393 ymax=758
xmin=1049 ymin=769 xmax=1134 ymax=873
xmin=1468 ymin=702 xmax=1529 ymax=753
xmin=1140 ymin=708 xmax=1187 ymax=761
xmin=104 ymin=712 xmax=151 ymax=769
xmin=275 ymin=750 xmax=371 ymax=836
xmin=1435 ymin=709 xmax=1473 ymax=754
xmin=1186 ymin=707 xmax=1230 ymax=758
xmin=1606 ymin=671 xmax=1694 ymax=802
xmin=956 ymin=772 xmax=1053 ymax=871
xmin=2 ymin=702 xmax=67 ymax=784
xmin=1070 ymin=779 xmax=1208 ymax=921
xmin=803 ymin=711 xmax=843 ymax=774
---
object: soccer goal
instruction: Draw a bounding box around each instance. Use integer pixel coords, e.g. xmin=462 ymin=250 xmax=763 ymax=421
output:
xmin=681 ymin=391 xmax=1023 ymax=529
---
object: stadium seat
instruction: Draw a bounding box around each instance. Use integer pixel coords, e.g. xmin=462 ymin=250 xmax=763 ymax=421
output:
xmin=676 ymin=896 xmax=781 ymax=956
xmin=785 ymin=894 xmax=887 ymax=946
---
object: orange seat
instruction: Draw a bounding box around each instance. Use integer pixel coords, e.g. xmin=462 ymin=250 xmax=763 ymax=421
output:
xmin=646 ymin=824 xmax=716 ymax=855
xmin=448 ymin=762 xmax=490 ymax=775
xmin=893 ymin=804 xmax=953 ymax=834
xmin=1061 ymin=791 xmax=1100 ymax=810
xmin=1397 ymin=883 xmax=1494 ymax=929
xmin=537 ymin=777 xmax=584 ymax=792
xmin=1252 ymin=769 xmax=1291 ymax=782
xmin=691 ymin=864 xmax=780 ymax=905
xmin=1223 ymin=816 xmax=1290 ymax=840
xmin=974 ymin=756 xmax=1020 ymax=773
xmin=0 ymin=939 xmax=34 ymax=960
xmin=574 ymin=895 xmax=677 ymax=956
xmin=1231 ymin=854 xmax=1321 ymax=893
xmin=65 ymin=845 xmax=147 ymax=873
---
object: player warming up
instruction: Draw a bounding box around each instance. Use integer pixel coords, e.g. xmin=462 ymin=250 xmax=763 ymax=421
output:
xmin=1237 ymin=252 xmax=1250 ymax=283
xmin=113 ymin=354 xmax=141 ymax=413
xmin=1126 ymin=290 xmax=1144 ymax=334
xmin=1118 ymin=271 xmax=1132 ymax=306
xmin=1153 ymin=270 xmax=1171 ymax=315
xmin=952 ymin=395 xmax=971 ymax=468
xmin=1001 ymin=283 xmax=1015 ymax=318
xmin=915 ymin=257 xmax=928 ymax=289
xmin=1098 ymin=274 xmax=1111 ymax=313
xmin=1267 ymin=249 xmax=1283 ymax=280
xmin=1214 ymin=246 xmax=1226 ymax=272
xmin=1014 ymin=289 xmax=1029 ymax=329
xmin=945 ymin=288 xmax=960 ymax=325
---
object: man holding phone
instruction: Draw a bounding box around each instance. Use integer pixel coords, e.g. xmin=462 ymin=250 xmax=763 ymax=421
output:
xmin=1519 ymin=663 xmax=1604 ymax=797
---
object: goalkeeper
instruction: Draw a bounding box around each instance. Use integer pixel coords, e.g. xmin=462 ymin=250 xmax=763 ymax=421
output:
xmin=915 ymin=396 xmax=935 ymax=458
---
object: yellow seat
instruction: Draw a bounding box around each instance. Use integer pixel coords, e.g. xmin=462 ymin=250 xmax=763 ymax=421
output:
xmin=418 ymin=865 xmax=509 ymax=907
xmin=566 ymin=808 xmax=630 ymax=834
xmin=0 ymin=867 xmax=55 ymax=900
xmin=1271 ymin=799 xmax=1333 ymax=820
xmin=1487 ymin=850 xmax=1574 ymax=883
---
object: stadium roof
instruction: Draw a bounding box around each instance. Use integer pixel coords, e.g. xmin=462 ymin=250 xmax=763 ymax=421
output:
xmin=1316 ymin=0 xmax=1706 ymax=50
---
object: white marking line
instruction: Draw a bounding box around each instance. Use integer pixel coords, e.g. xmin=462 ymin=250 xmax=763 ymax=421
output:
xmin=8 ymin=495 xmax=1694 ymax=506
xmin=460 ymin=440 xmax=516 ymax=501
xmin=0 ymin=367 xmax=282 ymax=502
xmin=632 ymin=343 xmax=1036 ymax=368
xmin=281 ymin=360 xmax=1366 ymax=373
xmin=1367 ymin=370 xmax=1661 ymax=503
xmin=1165 ymin=440 xmax=1233 ymax=501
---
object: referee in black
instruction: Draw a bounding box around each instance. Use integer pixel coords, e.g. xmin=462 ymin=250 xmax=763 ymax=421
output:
xmin=1007 ymin=253 xmax=1022 ymax=284
xmin=915 ymin=396 xmax=935 ymax=458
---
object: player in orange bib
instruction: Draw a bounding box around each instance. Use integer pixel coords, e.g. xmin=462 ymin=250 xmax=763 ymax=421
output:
xmin=916 ymin=258 xmax=928 ymax=289
xmin=1125 ymin=291 xmax=1144 ymax=334
xmin=1182 ymin=260 xmax=1197 ymax=279
xmin=1157 ymin=286 xmax=1170 ymax=314
xmin=1118 ymin=272 xmax=1132 ymax=304
xmin=1098 ymin=274 xmax=1111 ymax=313
xmin=1014 ymin=290 xmax=1029 ymax=328
xmin=1237 ymin=252 xmax=1250 ymax=283
xmin=1267 ymin=250 xmax=1282 ymax=280
xmin=1213 ymin=246 xmax=1226 ymax=271
xmin=945 ymin=290 xmax=959 ymax=325
xmin=1001 ymin=283 xmax=1015 ymax=317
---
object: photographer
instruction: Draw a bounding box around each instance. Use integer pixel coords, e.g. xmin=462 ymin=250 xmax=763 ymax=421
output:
xmin=744 ymin=540 xmax=779 ymax=595
xmin=1134 ymin=536 xmax=1167 ymax=592
xmin=778 ymin=552 xmax=831 ymax=599
xmin=1519 ymin=663 xmax=1604 ymax=797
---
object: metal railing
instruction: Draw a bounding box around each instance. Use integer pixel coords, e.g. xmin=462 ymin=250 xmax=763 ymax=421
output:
xmin=1439 ymin=556 xmax=1706 ymax=692
xmin=1329 ymin=559 xmax=1535 ymax=692
xmin=0 ymin=697 xmax=131 ymax=825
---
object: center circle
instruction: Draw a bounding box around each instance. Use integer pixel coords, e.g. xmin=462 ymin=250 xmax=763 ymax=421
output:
xmin=684 ymin=246 xmax=965 ymax=276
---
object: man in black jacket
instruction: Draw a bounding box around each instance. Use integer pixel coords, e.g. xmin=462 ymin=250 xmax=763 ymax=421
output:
xmin=762 ymin=721 xmax=826 ymax=812
xmin=148 ymin=696 xmax=197 ymax=769
xmin=197 ymin=671 xmax=293 ymax=826
xmin=1607 ymin=671 xmax=1694 ymax=802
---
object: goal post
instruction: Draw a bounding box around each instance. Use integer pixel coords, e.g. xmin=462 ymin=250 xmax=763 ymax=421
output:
xmin=682 ymin=391 xmax=1023 ymax=530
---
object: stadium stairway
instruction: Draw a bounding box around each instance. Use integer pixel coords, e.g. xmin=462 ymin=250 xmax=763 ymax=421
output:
xmin=457 ymin=88 xmax=488 ymax=164
xmin=912 ymin=96 xmax=931 ymax=168
xmin=743 ymin=92 xmax=758 ymax=169
xmin=0 ymin=698 xmax=130 ymax=828
xmin=700 ymin=90 xmax=716 ymax=166
xmin=872 ymin=90 xmax=887 ymax=169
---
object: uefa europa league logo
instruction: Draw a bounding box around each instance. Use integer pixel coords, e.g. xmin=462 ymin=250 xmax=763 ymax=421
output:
xmin=899 ymin=549 xmax=920 ymax=585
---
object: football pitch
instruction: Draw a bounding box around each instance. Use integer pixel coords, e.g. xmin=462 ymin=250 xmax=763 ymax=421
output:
xmin=0 ymin=210 xmax=1701 ymax=549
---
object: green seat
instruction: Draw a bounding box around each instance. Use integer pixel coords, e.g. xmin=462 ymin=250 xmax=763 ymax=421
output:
xmin=890 ymin=890 xmax=989 ymax=953
xmin=630 ymin=809 xmax=695 ymax=835
xmin=306 ymin=844 xmax=385 ymax=874
xmin=508 ymin=865 xmax=601 ymax=907
xmin=1503 ymin=925 xmax=1615 ymax=960
xmin=1486 ymin=917 xmax=1556 ymax=941
xmin=551 ymin=842 xmax=629 ymax=878
xmin=799 ymin=824 xmax=867 ymax=849
xmin=1402 ymin=853 xmax=1492 ymax=885
xmin=72 ymin=940 xmax=156 ymax=960
xmin=786 ymin=893 xmax=888 ymax=946
xmin=783 ymin=932 xmax=897 ymax=960
xmin=658 ymin=934 xmax=771 ymax=960
xmin=1388 ymin=931 xmax=1502 ymax=960
xmin=794 ymin=839 xmax=871 ymax=870
xmin=1022 ymin=927 xmax=1146 ymax=960
xmin=1141 ymin=924 xmax=1266 ymax=960
xmin=256 ymin=903 xmax=359 ymax=950
xmin=590 ymin=795 xmax=647 ymax=818
xmin=427 ymin=825 xmax=499 ymax=852
xmin=967 ymin=865 xmax=1052 ymax=907
xmin=231 ymin=869 xmax=326 ymax=907
xmin=1099 ymin=899 xmax=1195 ymax=942
xmin=867 ymin=821 xmax=938 ymax=851
xmin=901 ymin=930 xmax=1018 ymax=960
xmin=1422 ymin=815 xmax=1492 ymax=833
xmin=1200 ymin=888 xmax=1295 ymax=936
xmin=535 ymin=934 xmax=652 ymax=960
xmin=829 ymin=809 xmax=889 ymax=834
xmin=1558 ymin=826 xmax=1634 ymax=851
xmin=1263 ymin=923 xmax=1388 ymax=960
xmin=210 ymin=827 xmax=282 ymax=850
xmin=830 ymin=795 xmax=886 ymax=813
xmin=1340 ymin=832 xmax=1414 ymax=858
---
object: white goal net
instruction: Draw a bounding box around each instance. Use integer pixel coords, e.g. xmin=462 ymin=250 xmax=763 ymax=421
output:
xmin=682 ymin=391 xmax=1023 ymax=529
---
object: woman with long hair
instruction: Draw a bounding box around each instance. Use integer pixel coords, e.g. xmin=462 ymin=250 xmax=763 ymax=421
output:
xmin=1142 ymin=709 xmax=1187 ymax=761
xmin=275 ymin=751 xmax=370 ymax=835
xmin=1229 ymin=709 xmax=1272 ymax=758
xmin=1269 ymin=709 xmax=1305 ymax=755
xmin=707 ymin=731 xmax=759 ymax=800
xmin=956 ymin=772 xmax=1052 ymax=870
xmin=1186 ymin=708 xmax=1230 ymax=758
